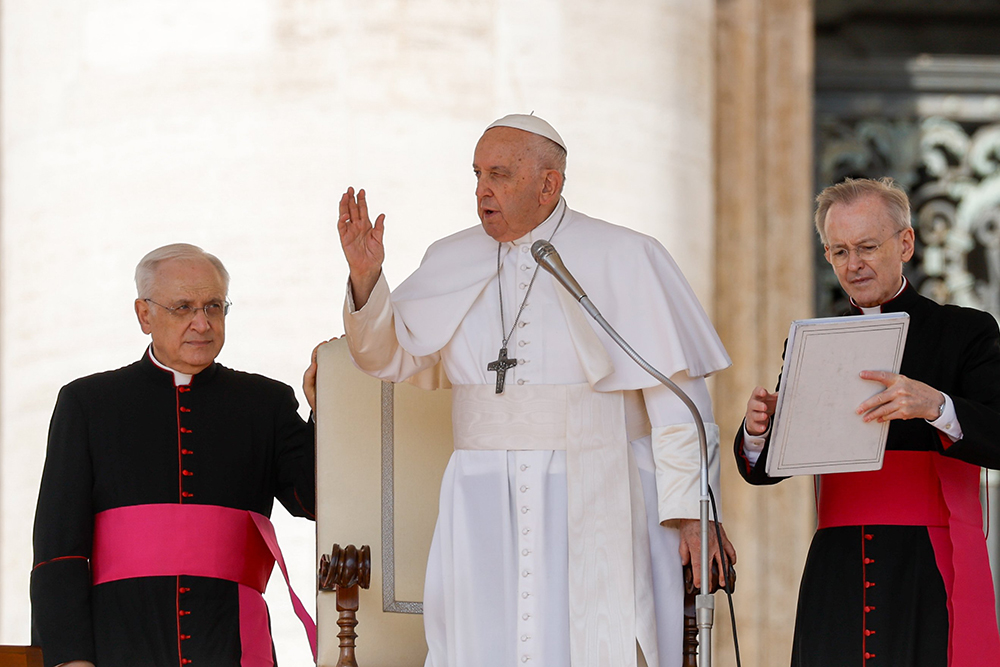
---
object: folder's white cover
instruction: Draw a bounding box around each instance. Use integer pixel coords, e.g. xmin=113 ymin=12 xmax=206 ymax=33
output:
xmin=765 ymin=313 xmax=910 ymax=477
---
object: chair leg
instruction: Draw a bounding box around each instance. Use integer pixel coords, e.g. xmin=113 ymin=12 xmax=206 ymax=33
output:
xmin=318 ymin=543 xmax=372 ymax=667
xmin=683 ymin=590 xmax=699 ymax=667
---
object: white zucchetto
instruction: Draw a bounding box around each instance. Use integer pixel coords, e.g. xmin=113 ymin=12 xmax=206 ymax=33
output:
xmin=484 ymin=113 xmax=567 ymax=153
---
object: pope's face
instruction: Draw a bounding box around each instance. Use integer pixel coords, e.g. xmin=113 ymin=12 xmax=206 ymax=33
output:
xmin=823 ymin=195 xmax=914 ymax=308
xmin=134 ymin=257 xmax=227 ymax=374
xmin=473 ymin=127 xmax=550 ymax=243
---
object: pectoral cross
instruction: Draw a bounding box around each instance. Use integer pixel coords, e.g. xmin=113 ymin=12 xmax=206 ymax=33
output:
xmin=487 ymin=346 xmax=518 ymax=394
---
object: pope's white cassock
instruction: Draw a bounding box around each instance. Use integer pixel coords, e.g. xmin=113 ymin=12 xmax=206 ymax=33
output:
xmin=343 ymin=197 xmax=731 ymax=667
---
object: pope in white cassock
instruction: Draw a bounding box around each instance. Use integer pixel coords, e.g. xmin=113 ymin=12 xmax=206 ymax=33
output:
xmin=337 ymin=114 xmax=737 ymax=667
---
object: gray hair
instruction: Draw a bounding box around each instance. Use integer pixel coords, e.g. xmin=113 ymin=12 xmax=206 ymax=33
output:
xmin=529 ymin=133 xmax=567 ymax=177
xmin=135 ymin=243 xmax=230 ymax=299
xmin=814 ymin=177 xmax=911 ymax=244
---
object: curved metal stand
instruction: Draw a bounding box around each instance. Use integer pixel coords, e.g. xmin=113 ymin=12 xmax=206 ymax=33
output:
xmin=318 ymin=543 xmax=372 ymax=667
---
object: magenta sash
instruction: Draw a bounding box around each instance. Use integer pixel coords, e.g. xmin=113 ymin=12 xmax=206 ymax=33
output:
xmin=817 ymin=450 xmax=1000 ymax=666
xmin=92 ymin=503 xmax=317 ymax=666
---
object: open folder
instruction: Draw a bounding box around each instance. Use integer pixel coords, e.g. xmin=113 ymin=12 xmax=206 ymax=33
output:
xmin=765 ymin=313 xmax=910 ymax=477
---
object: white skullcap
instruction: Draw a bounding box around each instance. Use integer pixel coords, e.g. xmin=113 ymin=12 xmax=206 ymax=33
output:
xmin=484 ymin=113 xmax=567 ymax=153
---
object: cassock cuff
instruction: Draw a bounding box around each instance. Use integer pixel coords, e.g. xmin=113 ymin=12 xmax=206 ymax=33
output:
xmin=927 ymin=392 xmax=962 ymax=442
xmin=652 ymin=422 xmax=722 ymax=523
xmin=742 ymin=421 xmax=770 ymax=467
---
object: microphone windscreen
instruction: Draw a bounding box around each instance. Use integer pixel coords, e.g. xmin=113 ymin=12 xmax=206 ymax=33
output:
xmin=531 ymin=240 xmax=555 ymax=263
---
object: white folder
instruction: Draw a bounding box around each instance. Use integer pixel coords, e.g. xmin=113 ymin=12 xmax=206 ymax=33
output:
xmin=765 ymin=313 xmax=910 ymax=477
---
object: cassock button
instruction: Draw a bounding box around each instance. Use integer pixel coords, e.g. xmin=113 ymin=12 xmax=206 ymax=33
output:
xmin=522 ymin=592 xmax=530 ymax=599
xmin=519 ymin=283 xmax=528 ymax=290
xmin=517 ymin=379 xmax=526 ymax=385
xmin=522 ymin=528 xmax=530 ymax=535
xmin=521 ymin=265 xmax=529 ymax=271
xmin=522 ymin=613 xmax=531 ymax=619
xmin=521 ymin=635 xmax=529 ymax=642
xmin=521 ymin=656 xmax=530 ymax=662
xmin=522 ymin=549 xmax=530 ymax=556
xmin=520 ymin=465 xmax=529 ymax=471
xmin=517 ymin=340 xmax=527 ymax=347
xmin=520 ymin=246 xmax=529 ymax=253
xmin=520 ymin=485 xmax=528 ymax=492
xmin=946 ymin=423 xmax=953 ymax=429
xmin=521 ymin=570 xmax=530 ymax=577
xmin=521 ymin=506 xmax=529 ymax=514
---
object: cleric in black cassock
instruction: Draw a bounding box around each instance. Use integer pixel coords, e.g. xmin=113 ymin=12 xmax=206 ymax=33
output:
xmin=734 ymin=178 xmax=1000 ymax=667
xmin=30 ymin=244 xmax=319 ymax=667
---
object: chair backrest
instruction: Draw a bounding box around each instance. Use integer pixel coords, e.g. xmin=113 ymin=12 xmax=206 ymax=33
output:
xmin=315 ymin=339 xmax=453 ymax=666
xmin=0 ymin=646 xmax=43 ymax=667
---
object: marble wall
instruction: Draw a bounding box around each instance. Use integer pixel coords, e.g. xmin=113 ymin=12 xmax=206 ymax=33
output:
xmin=1 ymin=1 xmax=727 ymax=664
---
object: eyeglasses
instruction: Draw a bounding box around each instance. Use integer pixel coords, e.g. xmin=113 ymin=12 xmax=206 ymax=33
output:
xmin=826 ymin=229 xmax=904 ymax=267
xmin=144 ymin=299 xmax=231 ymax=320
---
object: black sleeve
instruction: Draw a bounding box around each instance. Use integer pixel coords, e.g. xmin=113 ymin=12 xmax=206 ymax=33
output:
xmin=273 ymin=384 xmax=316 ymax=519
xmin=30 ymin=385 xmax=97 ymax=667
xmin=940 ymin=311 xmax=1000 ymax=469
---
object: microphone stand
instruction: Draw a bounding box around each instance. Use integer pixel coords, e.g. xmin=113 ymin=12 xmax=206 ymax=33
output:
xmin=531 ymin=241 xmax=715 ymax=666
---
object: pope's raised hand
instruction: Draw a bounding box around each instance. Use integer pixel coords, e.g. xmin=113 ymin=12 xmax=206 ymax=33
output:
xmin=338 ymin=187 xmax=385 ymax=308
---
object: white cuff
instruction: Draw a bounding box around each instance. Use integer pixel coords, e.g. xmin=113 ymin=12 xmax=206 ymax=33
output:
xmin=742 ymin=422 xmax=770 ymax=466
xmin=652 ymin=422 xmax=721 ymax=522
xmin=927 ymin=393 xmax=963 ymax=442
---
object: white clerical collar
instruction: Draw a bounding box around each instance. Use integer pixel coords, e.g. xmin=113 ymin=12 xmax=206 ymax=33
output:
xmin=147 ymin=347 xmax=193 ymax=386
xmin=853 ymin=277 xmax=908 ymax=315
xmin=506 ymin=197 xmax=567 ymax=248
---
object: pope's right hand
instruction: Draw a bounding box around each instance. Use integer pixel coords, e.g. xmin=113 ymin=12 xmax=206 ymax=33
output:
xmin=338 ymin=187 xmax=385 ymax=308
xmin=744 ymin=385 xmax=777 ymax=436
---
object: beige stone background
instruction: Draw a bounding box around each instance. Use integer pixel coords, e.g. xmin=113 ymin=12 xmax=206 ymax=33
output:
xmin=0 ymin=1 xmax=814 ymax=665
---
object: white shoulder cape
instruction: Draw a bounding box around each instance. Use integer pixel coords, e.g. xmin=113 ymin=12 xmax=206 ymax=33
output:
xmin=390 ymin=206 xmax=731 ymax=391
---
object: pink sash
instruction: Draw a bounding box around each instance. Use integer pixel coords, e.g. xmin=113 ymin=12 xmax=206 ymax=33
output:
xmin=817 ymin=450 xmax=1000 ymax=667
xmin=92 ymin=503 xmax=317 ymax=666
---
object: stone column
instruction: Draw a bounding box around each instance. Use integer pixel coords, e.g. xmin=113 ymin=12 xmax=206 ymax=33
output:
xmin=713 ymin=0 xmax=815 ymax=665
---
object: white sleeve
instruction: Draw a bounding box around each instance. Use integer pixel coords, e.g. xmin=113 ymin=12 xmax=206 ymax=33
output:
xmin=343 ymin=273 xmax=441 ymax=383
xmin=927 ymin=393 xmax=963 ymax=442
xmin=641 ymin=374 xmax=720 ymax=523
xmin=742 ymin=422 xmax=770 ymax=466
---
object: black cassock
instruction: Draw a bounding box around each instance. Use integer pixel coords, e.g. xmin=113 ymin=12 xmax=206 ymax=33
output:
xmin=734 ymin=283 xmax=1000 ymax=667
xmin=31 ymin=351 xmax=316 ymax=667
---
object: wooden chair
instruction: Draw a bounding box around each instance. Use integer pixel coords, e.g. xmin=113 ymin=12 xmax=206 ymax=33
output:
xmin=0 ymin=646 xmax=43 ymax=667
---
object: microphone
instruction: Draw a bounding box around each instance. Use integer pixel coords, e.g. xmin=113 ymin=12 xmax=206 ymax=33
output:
xmin=531 ymin=240 xmax=587 ymax=301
